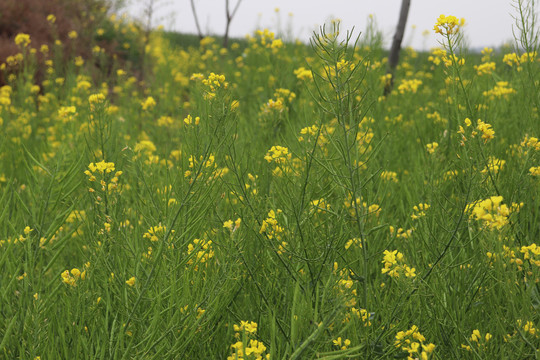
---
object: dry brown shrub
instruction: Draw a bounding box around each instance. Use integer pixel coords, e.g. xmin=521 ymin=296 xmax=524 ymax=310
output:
xmin=0 ymin=0 xmax=108 ymax=85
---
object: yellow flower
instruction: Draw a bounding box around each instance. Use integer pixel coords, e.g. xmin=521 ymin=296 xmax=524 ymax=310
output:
xmin=529 ymin=167 xmax=540 ymax=176
xmin=88 ymin=93 xmax=106 ymax=110
xmin=126 ymin=277 xmax=136 ymax=286
xmin=141 ymin=96 xmax=156 ymax=111
xmin=476 ymin=119 xmax=495 ymax=142
xmin=483 ymin=81 xmax=516 ymax=100
xmin=233 ymin=320 xmax=258 ymax=334
xmin=426 ymin=142 xmax=438 ymax=154
xmin=474 ymin=62 xmax=496 ymax=76
xmin=271 ymin=39 xmax=283 ymax=49
xmin=433 ymin=14 xmax=465 ymax=36
xmin=398 ymin=79 xmax=422 ymax=94
xmin=294 ymin=67 xmax=313 ymax=80
xmin=264 ymin=146 xmax=291 ymax=164
xmin=14 ymin=33 xmax=31 ymax=47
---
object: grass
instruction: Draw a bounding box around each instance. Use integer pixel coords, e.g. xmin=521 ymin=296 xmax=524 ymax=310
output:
xmin=0 ymin=5 xmax=539 ymax=360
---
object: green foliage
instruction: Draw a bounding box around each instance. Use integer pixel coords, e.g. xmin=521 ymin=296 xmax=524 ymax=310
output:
xmin=0 ymin=7 xmax=539 ymax=360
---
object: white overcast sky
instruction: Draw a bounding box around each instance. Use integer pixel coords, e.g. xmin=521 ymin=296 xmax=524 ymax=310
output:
xmin=125 ymin=0 xmax=533 ymax=50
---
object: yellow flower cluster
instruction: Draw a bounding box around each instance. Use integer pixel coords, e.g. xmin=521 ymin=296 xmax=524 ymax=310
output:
xmin=4 ymin=53 xmax=24 ymax=69
xmin=482 ymin=81 xmax=516 ymax=100
xmin=343 ymin=194 xmax=381 ymax=218
xmin=381 ymin=250 xmax=416 ymax=278
xmin=503 ymin=319 xmax=538 ymax=343
xmin=234 ymin=320 xmax=258 ymax=334
xmin=125 ymin=276 xmax=136 ymax=286
xmin=476 ymin=119 xmax=495 ymax=142
xmin=411 ymin=203 xmax=430 ymax=220
xmin=186 ymin=238 xmax=214 ymax=266
xmin=395 ymin=325 xmax=436 ymax=360
xmin=143 ymin=224 xmax=167 ymax=242
xmin=332 ymin=337 xmax=351 ymax=350
xmin=427 ymin=48 xmax=447 ymax=66
xmin=427 ymin=48 xmax=466 ymax=67
xmin=516 ymin=319 xmax=538 ymax=336
xmin=293 ymin=66 xmax=312 ymax=80
xmin=529 ymin=167 xmax=540 ymax=176
xmin=481 ymin=157 xmax=505 ymax=175
xmin=227 ymin=321 xmax=269 ymax=360
xmin=0 ymin=226 xmax=34 ymax=247
xmin=259 ymin=209 xmax=284 ymax=241
xmin=474 ymin=62 xmax=496 ymax=76
xmin=345 ymin=238 xmax=362 ymax=250
xmin=141 ymin=96 xmax=156 ymax=110
xmin=380 ymin=170 xmax=398 ymax=183
xmin=503 ymin=51 xmax=537 ymax=70
xmin=298 ymin=125 xmax=319 ymax=142
xmin=88 ymin=93 xmax=106 ymax=111
xmin=458 ymin=118 xmax=495 ymax=144
xmin=521 ymin=135 xmax=540 ymax=151
xmin=192 ymin=72 xmax=228 ymax=100
xmin=433 ymin=14 xmax=465 ymax=36
xmin=14 ymin=33 xmax=31 ymax=47
xmin=390 ymin=226 xmax=414 ymax=239
xmin=58 ymin=106 xmax=77 ymax=123
xmin=183 ymin=114 xmax=200 ymax=126
xmin=261 ymin=88 xmax=296 ymax=114
xmin=223 ymin=218 xmax=242 ymax=233
xmin=85 ymin=161 xmax=122 ymax=193
xmin=264 ymin=146 xmax=291 ymax=164
xmin=503 ymin=53 xmax=520 ymax=67
xmin=249 ymin=29 xmax=283 ymax=51
xmin=351 ymin=307 xmax=372 ymax=327
xmin=66 ymin=210 xmax=86 ymax=224
xmin=274 ymin=88 xmax=296 ymax=103
xmin=465 ymin=196 xmax=521 ymax=230
xmin=0 ymin=85 xmax=12 ymax=108
xmin=61 ymin=266 xmax=87 ymax=287
xmin=264 ymin=98 xmax=284 ymax=112
xmin=461 ymin=329 xmax=492 ymax=352
xmin=310 ymin=198 xmax=331 ymax=214
xmin=426 ymin=142 xmax=438 ymax=154
xmin=471 ymin=329 xmax=492 ymax=343
xmin=134 ymin=140 xmax=157 ymax=154
xmin=481 ymin=47 xmax=493 ymax=62
xmin=398 ymin=79 xmax=422 ymax=94
xmin=520 ymin=244 xmax=540 ymax=267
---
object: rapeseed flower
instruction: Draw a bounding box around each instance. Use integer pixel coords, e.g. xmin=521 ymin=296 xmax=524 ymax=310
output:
xmin=126 ymin=277 xmax=136 ymax=286
xmin=433 ymin=14 xmax=465 ymax=36
xmin=465 ymin=196 xmax=521 ymax=230
xmin=14 ymin=33 xmax=31 ymax=47
xmin=426 ymin=142 xmax=438 ymax=154
xmin=476 ymin=119 xmax=495 ymax=142
xmin=294 ymin=67 xmax=313 ymax=80
xmin=398 ymin=79 xmax=422 ymax=94
xmin=141 ymin=96 xmax=156 ymax=110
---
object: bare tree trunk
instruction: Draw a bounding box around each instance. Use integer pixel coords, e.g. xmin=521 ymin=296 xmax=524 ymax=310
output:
xmin=384 ymin=0 xmax=411 ymax=96
xmin=190 ymin=0 xmax=204 ymax=40
xmin=223 ymin=0 xmax=243 ymax=48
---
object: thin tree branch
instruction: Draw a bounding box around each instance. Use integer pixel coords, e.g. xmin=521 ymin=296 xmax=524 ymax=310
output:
xmin=190 ymin=0 xmax=204 ymax=39
xmin=384 ymin=0 xmax=411 ymax=96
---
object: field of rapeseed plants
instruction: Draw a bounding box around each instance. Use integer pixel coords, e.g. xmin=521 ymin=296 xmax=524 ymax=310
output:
xmin=1 ymin=3 xmax=540 ymax=359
